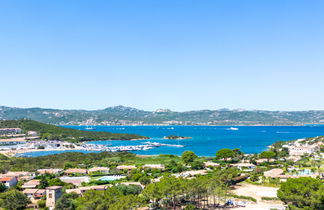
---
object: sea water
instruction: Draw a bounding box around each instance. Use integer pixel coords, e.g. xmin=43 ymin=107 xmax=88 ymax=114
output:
xmin=19 ymin=125 xmax=324 ymax=157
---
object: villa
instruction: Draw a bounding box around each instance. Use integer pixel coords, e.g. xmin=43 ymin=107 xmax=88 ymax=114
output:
xmin=59 ymin=176 xmax=90 ymax=186
xmin=23 ymin=188 xmax=46 ymax=200
xmin=0 ymin=176 xmax=18 ymax=188
xmin=37 ymin=169 xmax=63 ymax=175
xmin=22 ymin=179 xmax=40 ymax=189
xmin=0 ymin=138 xmax=27 ymax=145
xmin=66 ymin=185 xmax=108 ymax=195
xmin=116 ymin=165 xmax=136 ymax=171
xmin=88 ymin=167 xmax=110 ymax=174
xmin=143 ymin=164 xmax=165 ymax=170
xmin=0 ymin=128 xmax=22 ymax=135
xmin=231 ymin=163 xmax=256 ymax=170
xmin=255 ymin=158 xmax=276 ymax=164
xmin=64 ymin=168 xmax=88 ymax=175
xmin=264 ymin=168 xmax=284 ymax=178
xmin=204 ymin=161 xmax=220 ymax=167
xmin=4 ymin=171 xmax=33 ymax=177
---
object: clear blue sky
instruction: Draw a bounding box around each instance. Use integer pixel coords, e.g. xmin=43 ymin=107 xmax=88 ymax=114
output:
xmin=1 ymin=0 xmax=323 ymax=111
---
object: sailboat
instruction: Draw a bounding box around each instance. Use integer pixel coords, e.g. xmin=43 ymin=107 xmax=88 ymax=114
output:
xmin=85 ymin=125 xmax=95 ymax=130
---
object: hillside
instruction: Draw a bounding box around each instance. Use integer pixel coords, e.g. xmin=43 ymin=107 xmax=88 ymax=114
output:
xmin=0 ymin=106 xmax=324 ymax=125
xmin=0 ymin=119 xmax=147 ymax=142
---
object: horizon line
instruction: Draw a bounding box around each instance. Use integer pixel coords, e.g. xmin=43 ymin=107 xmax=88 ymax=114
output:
xmin=1 ymin=104 xmax=324 ymax=113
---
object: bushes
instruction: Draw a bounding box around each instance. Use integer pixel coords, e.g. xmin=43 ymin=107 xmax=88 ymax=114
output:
xmin=228 ymin=194 xmax=257 ymax=202
xmin=261 ymin=196 xmax=279 ymax=201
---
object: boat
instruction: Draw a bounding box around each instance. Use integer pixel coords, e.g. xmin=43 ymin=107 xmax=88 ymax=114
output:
xmin=85 ymin=125 xmax=95 ymax=130
xmin=227 ymin=127 xmax=239 ymax=131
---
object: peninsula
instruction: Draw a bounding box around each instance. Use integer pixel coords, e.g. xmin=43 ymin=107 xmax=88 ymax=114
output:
xmin=0 ymin=119 xmax=148 ymax=143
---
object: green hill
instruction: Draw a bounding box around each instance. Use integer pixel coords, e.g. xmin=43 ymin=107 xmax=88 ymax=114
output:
xmin=0 ymin=119 xmax=147 ymax=142
xmin=1 ymin=105 xmax=324 ymax=125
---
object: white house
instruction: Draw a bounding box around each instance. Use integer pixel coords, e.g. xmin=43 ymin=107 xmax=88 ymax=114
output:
xmin=0 ymin=177 xmax=18 ymax=188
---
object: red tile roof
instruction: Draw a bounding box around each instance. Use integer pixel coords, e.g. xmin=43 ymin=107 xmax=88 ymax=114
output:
xmin=0 ymin=177 xmax=15 ymax=182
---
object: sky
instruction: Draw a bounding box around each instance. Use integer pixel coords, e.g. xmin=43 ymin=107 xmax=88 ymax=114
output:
xmin=0 ymin=0 xmax=324 ymax=111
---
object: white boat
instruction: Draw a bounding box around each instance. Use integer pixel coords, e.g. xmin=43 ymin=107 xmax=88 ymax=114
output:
xmin=85 ymin=125 xmax=95 ymax=130
xmin=227 ymin=127 xmax=239 ymax=131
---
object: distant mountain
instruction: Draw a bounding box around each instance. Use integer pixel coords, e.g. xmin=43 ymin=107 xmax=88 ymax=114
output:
xmin=0 ymin=105 xmax=324 ymax=125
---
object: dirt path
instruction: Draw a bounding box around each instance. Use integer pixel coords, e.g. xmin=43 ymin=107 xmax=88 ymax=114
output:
xmin=231 ymin=183 xmax=285 ymax=210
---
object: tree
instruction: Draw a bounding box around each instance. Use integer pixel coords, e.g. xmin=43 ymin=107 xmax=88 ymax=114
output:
xmin=277 ymin=177 xmax=324 ymax=209
xmin=0 ymin=183 xmax=6 ymax=193
xmin=216 ymin=149 xmax=235 ymax=162
xmin=55 ymin=193 xmax=78 ymax=210
xmin=259 ymin=151 xmax=276 ymax=162
xmin=39 ymin=176 xmax=49 ymax=189
xmin=190 ymin=160 xmax=204 ymax=170
xmin=0 ymin=190 xmax=30 ymax=210
xmin=139 ymin=176 xmax=151 ymax=185
xmin=181 ymin=151 xmax=198 ymax=165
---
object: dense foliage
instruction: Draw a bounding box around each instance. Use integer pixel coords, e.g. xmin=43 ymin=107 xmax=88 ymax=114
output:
xmin=0 ymin=190 xmax=30 ymax=210
xmin=277 ymin=177 xmax=324 ymax=209
xmin=0 ymin=152 xmax=182 ymax=172
xmin=0 ymin=119 xmax=147 ymax=142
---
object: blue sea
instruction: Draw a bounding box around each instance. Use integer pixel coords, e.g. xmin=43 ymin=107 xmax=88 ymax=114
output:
xmin=19 ymin=125 xmax=324 ymax=157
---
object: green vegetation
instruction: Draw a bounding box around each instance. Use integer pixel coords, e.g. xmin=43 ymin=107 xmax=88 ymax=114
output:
xmin=2 ymin=105 xmax=324 ymax=125
xmin=277 ymin=177 xmax=324 ymax=209
xmin=0 ymin=152 xmax=183 ymax=172
xmin=0 ymin=190 xmax=30 ymax=210
xmin=181 ymin=151 xmax=198 ymax=164
xmin=259 ymin=151 xmax=276 ymax=161
xmin=228 ymin=194 xmax=257 ymax=202
xmin=0 ymin=119 xmax=147 ymax=142
xmin=261 ymin=196 xmax=280 ymax=201
xmin=216 ymin=148 xmax=235 ymax=162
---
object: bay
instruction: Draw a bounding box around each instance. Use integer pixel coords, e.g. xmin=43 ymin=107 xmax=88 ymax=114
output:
xmin=19 ymin=125 xmax=324 ymax=157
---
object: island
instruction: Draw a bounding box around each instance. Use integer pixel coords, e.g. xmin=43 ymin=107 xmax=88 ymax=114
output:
xmin=163 ymin=135 xmax=192 ymax=140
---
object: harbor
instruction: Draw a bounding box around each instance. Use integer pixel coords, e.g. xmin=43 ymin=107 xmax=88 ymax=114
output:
xmin=0 ymin=140 xmax=185 ymax=157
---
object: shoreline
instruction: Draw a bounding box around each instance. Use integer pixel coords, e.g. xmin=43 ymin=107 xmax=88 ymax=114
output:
xmin=64 ymin=124 xmax=318 ymax=127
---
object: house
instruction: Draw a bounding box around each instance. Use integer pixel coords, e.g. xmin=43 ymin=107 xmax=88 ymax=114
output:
xmin=5 ymin=171 xmax=33 ymax=177
xmin=19 ymin=176 xmax=35 ymax=181
xmin=288 ymin=144 xmax=320 ymax=156
xmin=46 ymin=186 xmax=62 ymax=209
xmin=143 ymin=164 xmax=165 ymax=170
xmin=264 ymin=168 xmax=284 ymax=178
xmin=0 ymin=138 xmax=26 ymax=145
xmin=0 ymin=177 xmax=18 ymax=188
xmin=231 ymin=163 xmax=256 ymax=170
xmin=22 ymin=179 xmax=40 ymax=189
xmin=116 ymin=165 xmax=136 ymax=171
xmin=175 ymin=170 xmax=208 ymax=178
xmin=255 ymin=158 xmax=275 ymax=164
xmin=66 ymin=185 xmax=109 ymax=195
xmin=64 ymin=168 xmax=88 ymax=175
xmin=204 ymin=161 xmax=220 ymax=168
xmin=27 ymin=131 xmax=38 ymax=136
xmin=37 ymin=169 xmax=63 ymax=175
xmin=0 ymin=128 xmax=22 ymax=135
xmin=59 ymin=176 xmax=90 ymax=187
xmin=23 ymin=189 xmax=46 ymax=200
xmin=88 ymin=167 xmax=110 ymax=174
